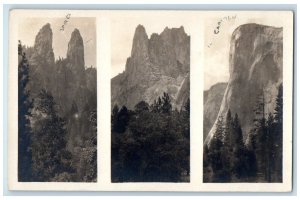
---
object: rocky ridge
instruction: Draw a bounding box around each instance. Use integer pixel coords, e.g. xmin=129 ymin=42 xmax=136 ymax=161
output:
xmin=25 ymin=23 xmax=97 ymax=150
xmin=111 ymin=25 xmax=190 ymax=110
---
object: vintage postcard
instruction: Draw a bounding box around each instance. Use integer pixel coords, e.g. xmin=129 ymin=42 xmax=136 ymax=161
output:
xmin=8 ymin=10 xmax=293 ymax=191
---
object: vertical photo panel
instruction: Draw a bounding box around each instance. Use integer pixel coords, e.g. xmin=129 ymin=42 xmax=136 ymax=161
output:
xmin=111 ymin=18 xmax=190 ymax=182
xmin=18 ymin=17 xmax=97 ymax=182
xmin=203 ymin=17 xmax=283 ymax=183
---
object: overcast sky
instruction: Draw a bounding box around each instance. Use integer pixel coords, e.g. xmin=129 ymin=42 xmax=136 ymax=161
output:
xmin=18 ymin=17 xmax=96 ymax=68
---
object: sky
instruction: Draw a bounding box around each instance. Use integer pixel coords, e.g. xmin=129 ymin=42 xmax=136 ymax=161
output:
xmin=18 ymin=17 xmax=96 ymax=68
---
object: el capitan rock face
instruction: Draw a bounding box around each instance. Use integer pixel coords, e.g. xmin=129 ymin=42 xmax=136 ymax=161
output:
xmin=205 ymin=23 xmax=283 ymax=145
xmin=111 ymin=25 xmax=190 ymax=110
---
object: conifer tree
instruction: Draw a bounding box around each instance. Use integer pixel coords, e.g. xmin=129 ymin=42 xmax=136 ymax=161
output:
xmin=203 ymin=143 xmax=211 ymax=182
xmin=273 ymin=83 xmax=283 ymax=181
xmin=182 ymin=98 xmax=190 ymax=139
xmin=134 ymin=101 xmax=149 ymax=113
xmin=161 ymin=92 xmax=172 ymax=114
xmin=251 ymin=91 xmax=268 ymax=181
xmin=114 ymin=106 xmax=129 ymax=133
xmin=209 ymin=115 xmax=225 ymax=182
xmin=266 ymin=113 xmax=275 ymax=182
xmin=222 ymin=110 xmax=233 ymax=181
xmin=111 ymin=105 xmax=119 ymax=132
xmin=18 ymin=40 xmax=33 ymax=181
xmin=31 ymin=90 xmax=74 ymax=181
xmin=232 ymin=113 xmax=246 ymax=179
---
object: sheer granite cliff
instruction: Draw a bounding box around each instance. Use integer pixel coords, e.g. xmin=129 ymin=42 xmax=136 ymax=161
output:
xmin=205 ymin=23 xmax=283 ymax=145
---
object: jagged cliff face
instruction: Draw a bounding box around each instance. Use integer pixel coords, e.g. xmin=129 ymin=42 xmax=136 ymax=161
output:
xmin=205 ymin=24 xmax=283 ymax=145
xmin=25 ymin=24 xmax=97 ymax=150
xmin=203 ymin=82 xmax=227 ymax=140
xmin=111 ymin=25 xmax=190 ymax=110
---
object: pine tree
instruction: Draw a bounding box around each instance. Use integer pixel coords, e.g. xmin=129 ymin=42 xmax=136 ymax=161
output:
xmin=274 ymin=84 xmax=283 ymax=125
xmin=181 ymin=98 xmax=190 ymax=175
xmin=182 ymin=98 xmax=190 ymax=139
xmin=184 ymin=98 xmax=190 ymax=114
xmin=251 ymin=91 xmax=268 ymax=181
xmin=31 ymin=90 xmax=74 ymax=181
xmin=209 ymin=115 xmax=225 ymax=182
xmin=266 ymin=113 xmax=275 ymax=182
xmin=161 ymin=92 xmax=172 ymax=114
xmin=134 ymin=101 xmax=150 ymax=113
xmin=112 ymin=93 xmax=190 ymax=182
xmin=18 ymin=40 xmax=33 ymax=181
xmin=245 ymin=130 xmax=258 ymax=178
xmin=203 ymin=143 xmax=212 ymax=182
xmin=232 ymin=113 xmax=246 ymax=179
xmin=222 ymin=109 xmax=233 ymax=181
xmin=273 ymin=83 xmax=283 ymax=182
xmin=111 ymin=105 xmax=119 ymax=132
xmin=150 ymin=97 xmax=163 ymax=113
xmin=115 ymin=106 xmax=129 ymax=133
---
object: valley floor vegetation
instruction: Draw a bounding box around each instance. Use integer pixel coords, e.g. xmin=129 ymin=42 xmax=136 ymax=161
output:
xmin=111 ymin=93 xmax=190 ymax=182
xmin=18 ymin=41 xmax=97 ymax=182
xmin=204 ymin=85 xmax=283 ymax=183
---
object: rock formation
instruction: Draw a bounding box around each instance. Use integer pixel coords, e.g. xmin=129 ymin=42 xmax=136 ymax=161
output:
xmin=111 ymin=25 xmax=190 ymax=110
xmin=24 ymin=24 xmax=97 ymax=150
xmin=205 ymin=23 xmax=283 ymax=145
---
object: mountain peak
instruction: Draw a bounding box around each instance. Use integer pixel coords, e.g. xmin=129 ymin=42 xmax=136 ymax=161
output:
xmin=136 ymin=24 xmax=146 ymax=32
xmin=161 ymin=26 xmax=186 ymax=36
xmin=33 ymin=23 xmax=54 ymax=58
xmin=31 ymin=23 xmax=55 ymax=67
xmin=71 ymin=28 xmax=81 ymax=37
xmin=42 ymin=23 xmax=51 ymax=31
xmin=133 ymin=24 xmax=148 ymax=40
xmin=130 ymin=24 xmax=149 ymax=58
xmin=36 ymin=23 xmax=52 ymax=40
xmin=67 ymin=28 xmax=85 ymax=70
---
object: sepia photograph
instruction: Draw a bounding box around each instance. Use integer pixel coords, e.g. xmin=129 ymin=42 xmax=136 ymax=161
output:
xmin=17 ymin=17 xmax=97 ymax=182
xmin=110 ymin=18 xmax=190 ymax=182
xmin=203 ymin=17 xmax=284 ymax=183
xmin=7 ymin=9 xmax=293 ymax=192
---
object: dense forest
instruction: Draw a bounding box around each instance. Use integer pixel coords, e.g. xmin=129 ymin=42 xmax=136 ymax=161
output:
xmin=18 ymin=41 xmax=97 ymax=182
xmin=111 ymin=93 xmax=190 ymax=182
xmin=203 ymin=85 xmax=283 ymax=182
